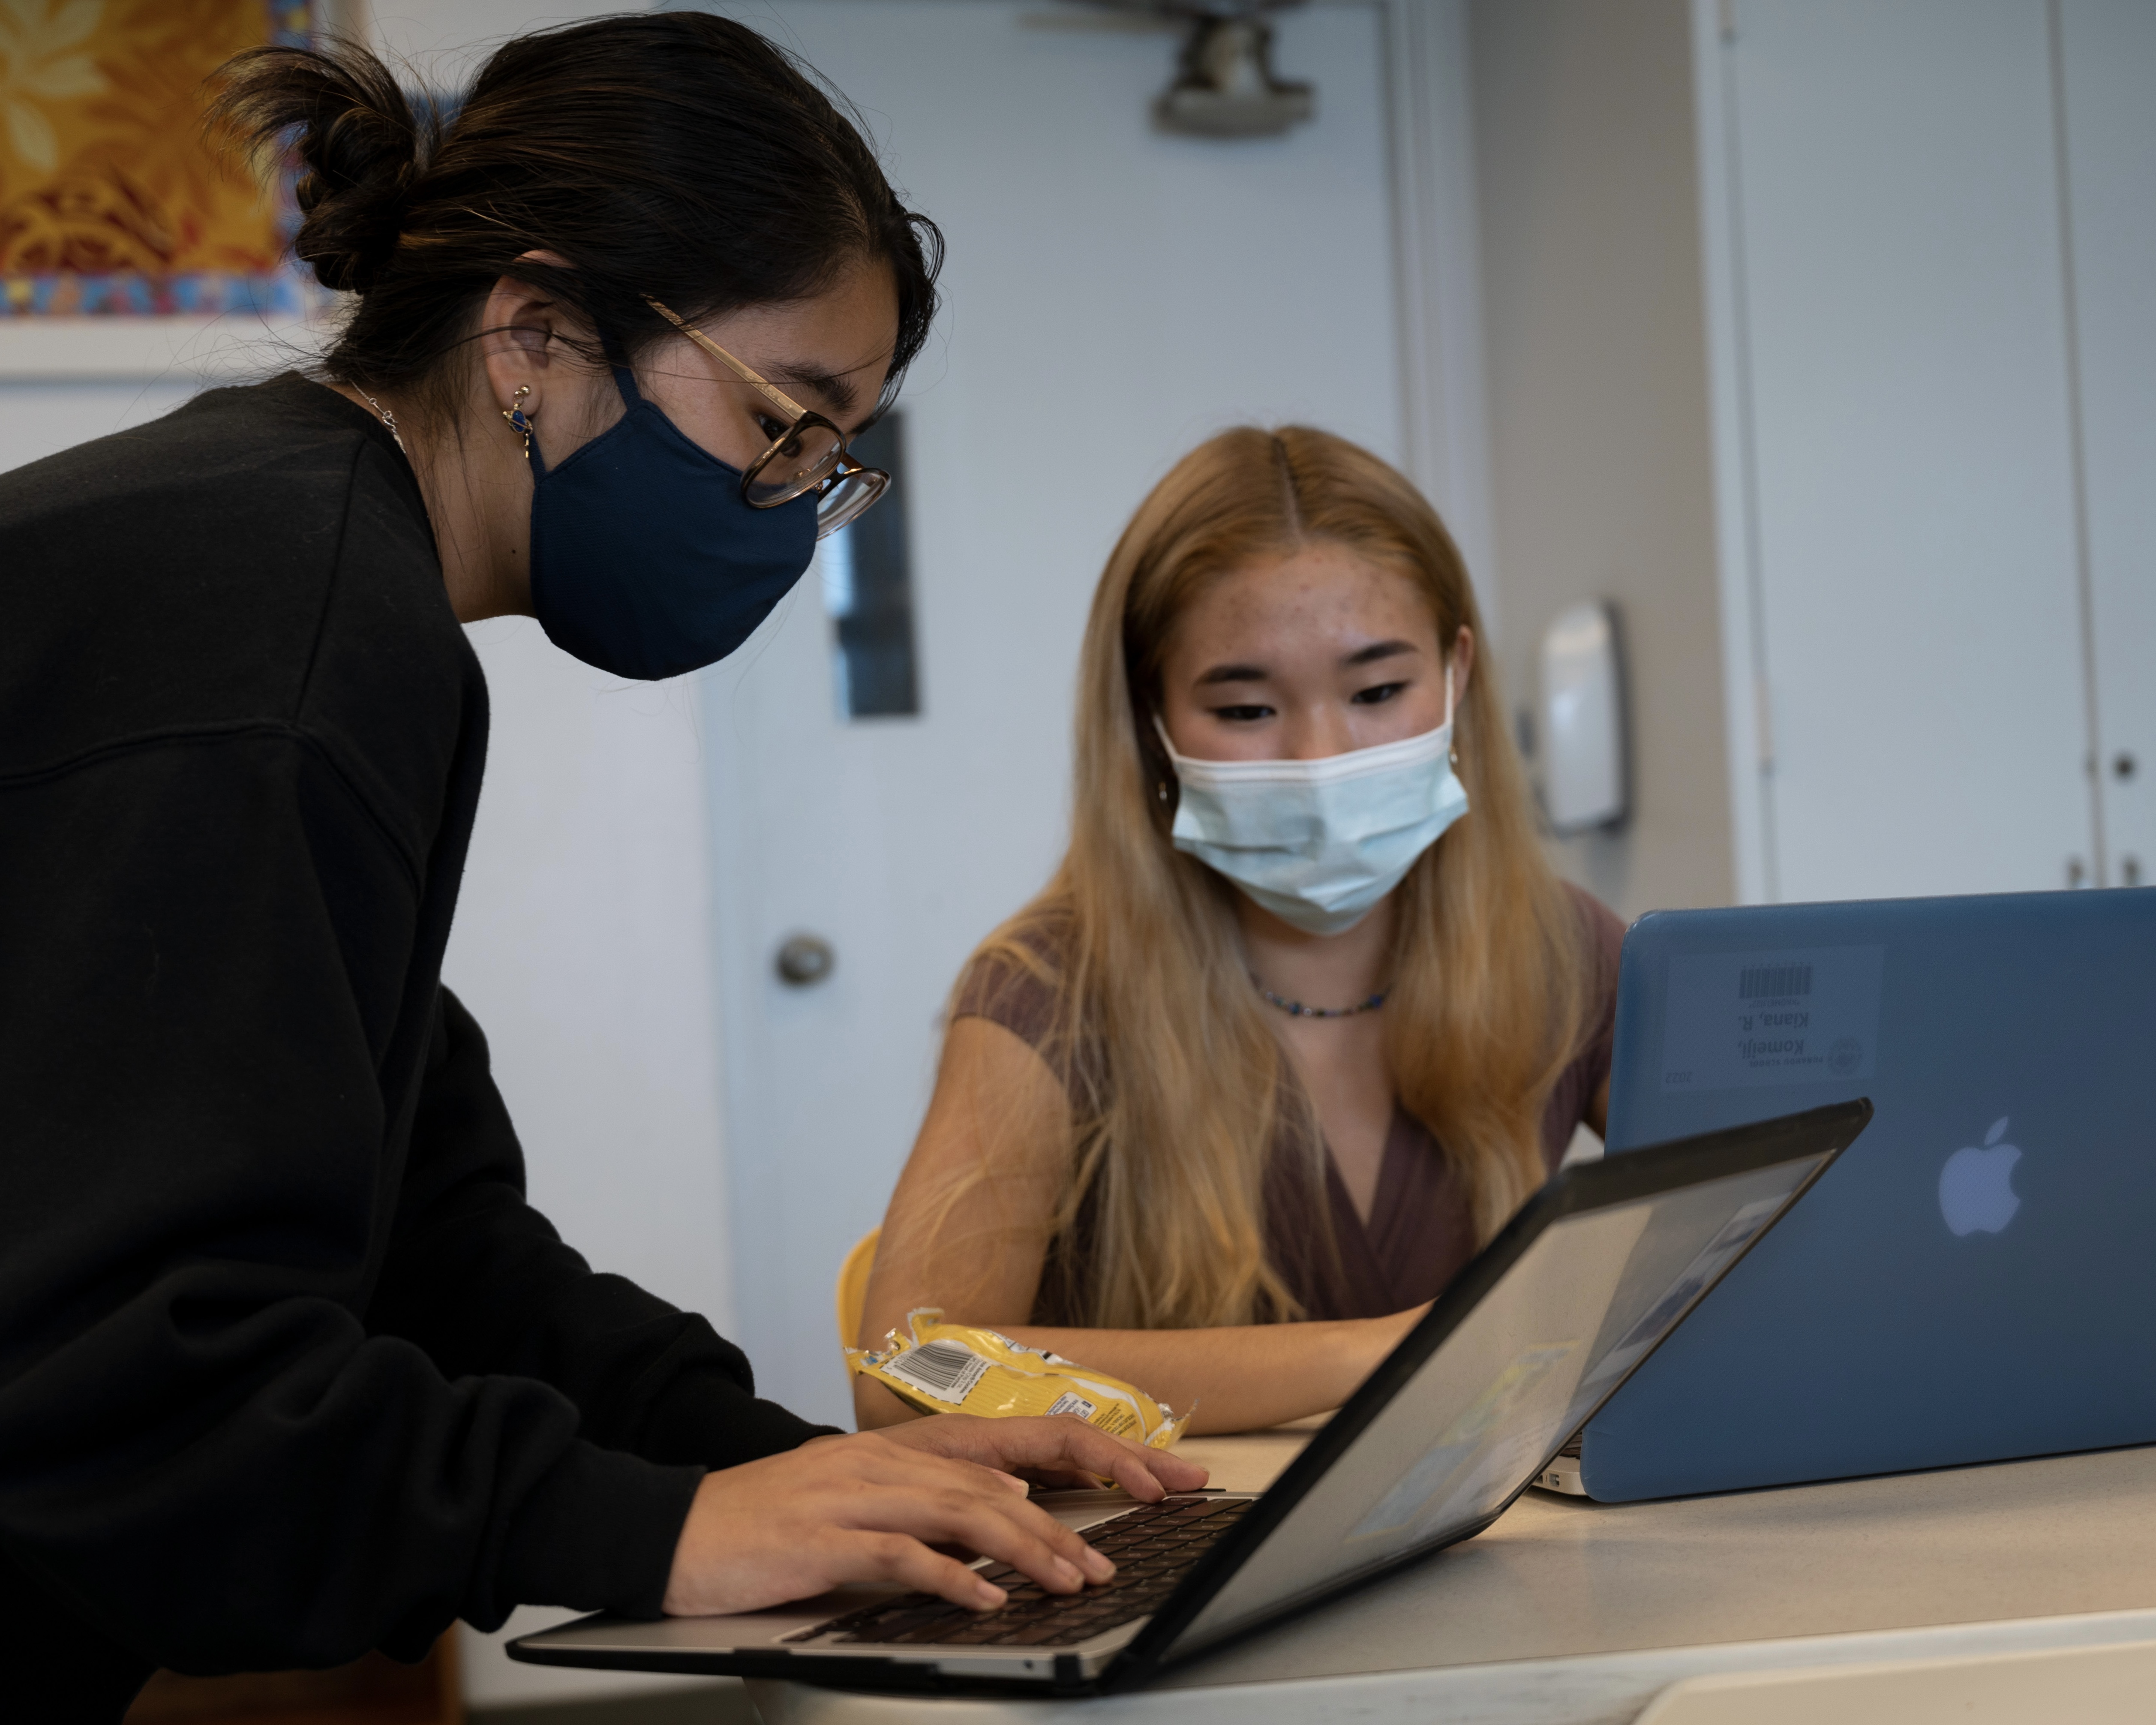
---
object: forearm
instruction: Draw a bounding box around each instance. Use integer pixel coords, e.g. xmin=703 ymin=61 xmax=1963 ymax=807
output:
xmin=1010 ymin=1319 xmax=1413 ymax=1432
xmin=854 ymin=1313 xmax=1419 ymax=1436
xmin=857 ymin=1019 xmax=1419 ymax=1439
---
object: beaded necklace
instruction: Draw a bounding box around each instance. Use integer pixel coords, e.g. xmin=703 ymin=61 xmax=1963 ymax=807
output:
xmin=1249 ymin=974 xmax=1388 ymax=1019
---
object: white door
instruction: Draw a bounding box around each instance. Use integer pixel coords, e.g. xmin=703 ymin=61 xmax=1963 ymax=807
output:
xmin=1713 ymin=0 xmax=2098 ymax=903
xmin=700 ymin=0 xmax=1412 ymax=1423
xmin=2059 ymin=0 xmax=2156 ymax=888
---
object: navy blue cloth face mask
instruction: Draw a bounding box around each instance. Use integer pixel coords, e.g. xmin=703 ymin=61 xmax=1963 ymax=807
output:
xmin=527 ymin=361 xmax=819 ymax=681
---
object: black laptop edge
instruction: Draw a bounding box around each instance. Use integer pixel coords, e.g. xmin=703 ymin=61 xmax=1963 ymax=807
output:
xmin=510 ymin=1097 xmax=1872 ymax=1697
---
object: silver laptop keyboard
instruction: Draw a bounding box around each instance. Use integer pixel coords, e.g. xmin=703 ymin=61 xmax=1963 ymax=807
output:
xmin=784 ymin=1495 xmax=1251 ymax=1650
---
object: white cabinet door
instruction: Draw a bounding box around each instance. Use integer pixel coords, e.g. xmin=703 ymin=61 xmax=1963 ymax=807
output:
xmin=2059 ymin=0 xmax=2156 ymax=887
xmin=700 ymin=1 xmax=1409 ymax=1422
xmin=1716 ymin=0 xmax=2097 ymax=902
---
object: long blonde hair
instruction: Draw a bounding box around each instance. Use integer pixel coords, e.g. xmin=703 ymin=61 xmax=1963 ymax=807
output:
xmin=965 ymin=427 xmax=1588 ymax=1330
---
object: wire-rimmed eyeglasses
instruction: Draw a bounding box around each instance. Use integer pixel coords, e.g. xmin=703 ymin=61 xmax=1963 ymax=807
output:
xmin=645 ymin=297 xmax=889 ymax=539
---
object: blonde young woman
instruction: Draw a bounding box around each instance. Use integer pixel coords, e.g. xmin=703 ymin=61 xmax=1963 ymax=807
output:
xmin=857 ymin=427 xmax=1622 ymax=1435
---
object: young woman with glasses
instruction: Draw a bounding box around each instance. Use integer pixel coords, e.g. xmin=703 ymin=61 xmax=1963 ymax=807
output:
xmin=0 ymin=18 xmax=1197 ymax=1716
xmin=857 ymin=427 xmax=1622 ymax=1437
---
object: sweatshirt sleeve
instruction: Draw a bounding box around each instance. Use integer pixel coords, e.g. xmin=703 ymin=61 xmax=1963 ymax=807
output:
xmin=366 ymin=989 xmax=838 ymax=1471
xmin=0 ymin=732 xmax=701 ymax=1674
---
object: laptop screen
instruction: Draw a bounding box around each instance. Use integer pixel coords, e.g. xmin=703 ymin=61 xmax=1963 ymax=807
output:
xmin=1164 ymin=1148 xmax=1830 ymax=1658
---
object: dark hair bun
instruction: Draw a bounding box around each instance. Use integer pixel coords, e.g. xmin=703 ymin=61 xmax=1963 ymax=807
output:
xmin=213 ymin=44 xmax=428 ymax=294
xmin=209 ymin=15 xmax=942 ymax=409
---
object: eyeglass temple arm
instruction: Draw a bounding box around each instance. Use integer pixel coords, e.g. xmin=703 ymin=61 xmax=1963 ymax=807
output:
xmin=644 ymin=297 xmax=811 ymax=424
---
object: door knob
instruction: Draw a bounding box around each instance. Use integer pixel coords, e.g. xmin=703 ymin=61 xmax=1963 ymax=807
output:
xmin=775 ymin=933 xmax=836 ymax=987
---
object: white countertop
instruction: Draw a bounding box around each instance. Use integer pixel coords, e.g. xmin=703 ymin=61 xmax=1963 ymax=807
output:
xmin=751 ymin=1436 xmax=2156 ymax=1724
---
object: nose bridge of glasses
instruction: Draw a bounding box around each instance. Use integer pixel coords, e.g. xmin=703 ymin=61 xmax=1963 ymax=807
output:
xmin=811 ymin=463 xmax=890 ymax=538
xmin=746 ymin=415 xmax=847 ymax=500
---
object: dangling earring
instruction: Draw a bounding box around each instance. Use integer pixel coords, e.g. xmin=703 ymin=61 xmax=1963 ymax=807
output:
xmin=1157 ymin=781 xmax=1171 ymax=803
xmin=501 ymin=385 xmax=537 ymax=462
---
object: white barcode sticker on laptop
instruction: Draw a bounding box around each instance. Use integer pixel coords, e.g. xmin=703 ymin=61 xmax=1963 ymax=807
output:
xmin=1660 ymin=944 xmax=1884 ymax=1092
xmin=879 ymin=1338 xmax=993 ymax=1406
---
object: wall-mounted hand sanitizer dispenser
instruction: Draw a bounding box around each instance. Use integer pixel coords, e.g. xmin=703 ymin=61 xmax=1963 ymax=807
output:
xmin=1538 ymin=600 xmax=1628 ymax=834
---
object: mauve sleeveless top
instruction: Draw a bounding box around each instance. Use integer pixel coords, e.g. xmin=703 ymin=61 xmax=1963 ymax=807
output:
xmin=952 ymin=886 xmax=1625 ymax=1324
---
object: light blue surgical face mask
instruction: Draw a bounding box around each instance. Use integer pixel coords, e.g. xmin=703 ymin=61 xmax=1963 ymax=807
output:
xmin=1157 ymin=667 xmax=1468 ymax=937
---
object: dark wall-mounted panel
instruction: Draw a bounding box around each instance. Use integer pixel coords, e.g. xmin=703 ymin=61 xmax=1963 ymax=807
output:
xmin=823 ymin=413 xmax=919 ymax=719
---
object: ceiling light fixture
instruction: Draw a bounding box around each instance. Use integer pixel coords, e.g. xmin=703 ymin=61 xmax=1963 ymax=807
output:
xmin=1064 ymin=0 xmax=1314 ymax=139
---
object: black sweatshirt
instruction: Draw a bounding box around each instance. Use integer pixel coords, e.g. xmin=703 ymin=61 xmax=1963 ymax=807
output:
xmin=0 ymin=376 xmax=830 ymax=1687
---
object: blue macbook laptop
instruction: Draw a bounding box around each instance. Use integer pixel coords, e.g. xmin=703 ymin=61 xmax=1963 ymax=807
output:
xmin=1554 ymin=887 xmax=2156 ymax=1503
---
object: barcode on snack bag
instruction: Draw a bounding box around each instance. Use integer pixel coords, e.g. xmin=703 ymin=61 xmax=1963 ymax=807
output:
xmin=1045 ymin=1392 xmax=1099 ymax=1421
xmin=882 ymin=1338 xmax=992 ymax=1405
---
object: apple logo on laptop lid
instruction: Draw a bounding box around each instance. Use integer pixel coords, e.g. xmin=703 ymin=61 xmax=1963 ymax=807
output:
xmin=1939 ymin=1117 xmax=2021 ymax=1237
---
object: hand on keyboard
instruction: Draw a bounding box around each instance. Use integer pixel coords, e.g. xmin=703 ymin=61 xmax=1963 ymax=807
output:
xmin=800 ymin=1496 xmax=1253 ymax=1650
xmin=662 ymin=1415 xmax=1207 ymax=1619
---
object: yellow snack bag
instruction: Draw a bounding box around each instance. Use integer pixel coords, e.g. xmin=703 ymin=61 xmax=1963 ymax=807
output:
xmin=847 ymin=1308 xmax=1190 ymax=1449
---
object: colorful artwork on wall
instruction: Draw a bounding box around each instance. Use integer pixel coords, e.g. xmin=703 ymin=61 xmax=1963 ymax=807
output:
xmin=0 ymin=0 xmax=312 ymax=316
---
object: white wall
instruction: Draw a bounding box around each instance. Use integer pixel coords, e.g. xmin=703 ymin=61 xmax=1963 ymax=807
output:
xmin=1469 ymin=0 xmax=1736 ymax=921
xmin=440 ymin=628 xmax=734 ymax=1329
xmin=0 ymin=381 xmax=193 ymax=473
